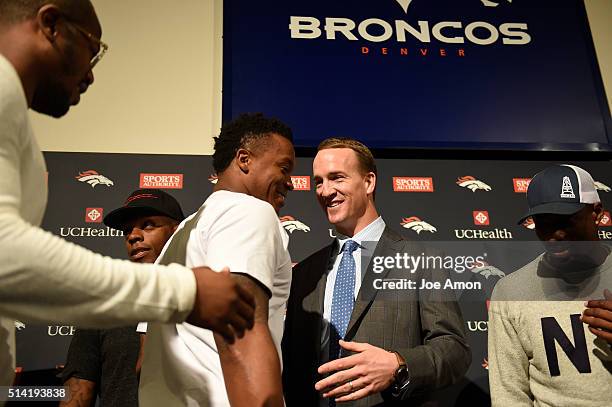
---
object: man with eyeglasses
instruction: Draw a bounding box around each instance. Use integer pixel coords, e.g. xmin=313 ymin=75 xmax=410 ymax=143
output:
xmin=0 ymin=0 xmax=256 ymax=392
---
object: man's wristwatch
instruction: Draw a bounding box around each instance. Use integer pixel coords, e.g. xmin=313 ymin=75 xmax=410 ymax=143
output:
xmin=390 ymin=351 xmax=410 ymax=396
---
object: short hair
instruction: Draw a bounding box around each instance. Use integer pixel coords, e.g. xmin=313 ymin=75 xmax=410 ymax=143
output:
xmin=213 ymin=113 xmax=293 ymax=173
xmin=0 ymin=0 xmax=92 ymax=25
xmin=317 ymin=137 xmax=377 ymax=176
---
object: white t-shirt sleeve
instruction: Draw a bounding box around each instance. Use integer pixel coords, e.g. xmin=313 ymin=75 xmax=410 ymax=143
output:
xmin=203 ymin=199 xmax=282 ymax=294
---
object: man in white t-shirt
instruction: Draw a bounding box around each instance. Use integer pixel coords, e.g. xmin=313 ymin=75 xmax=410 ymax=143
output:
xmin=139 ymin=113 xmax=295 ymax=407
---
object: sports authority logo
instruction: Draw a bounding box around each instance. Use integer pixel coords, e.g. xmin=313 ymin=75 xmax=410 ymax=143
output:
xmin=513 ymin=178 xmax=531 ymax=193
xmin=600 ymin=211 xmax=612 ymax=227
xmin=473 ymin=210 xmax=490 ymax=226
xmin=280 ymin=216 xmax=311 ymax=234
xmin=291 ymin=176 xmax=311 ymax=191
xmin=393 ymin=177 xmax=434 ymax=192
xmin=14 ymin=320 xmax=25 ymax=331
xmin=395 ymin=0 xmax=512 ymax=13
xmin=595 ymin=181 xmax=611 ymax=192
xmin=75 ymin=170 xmax=114 ymax=188
xmin=85 ymin=208 xmax=103 ymax=223
xmin=208 ymin=174 xmax=218 ymax=184
xmin=522 ymin=217 xmax=535 ymax=230
xmin=457 ymin=176 xmax=492 ymax=192
xmin=560 ymin=176 xmax=575 ymax=198
xmin=140 ymin=173 xmax=183 ymax=189
xmin=400 ymin=216 xmax=437 ymax=234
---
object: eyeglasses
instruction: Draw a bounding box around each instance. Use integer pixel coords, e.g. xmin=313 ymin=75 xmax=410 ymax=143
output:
xmin=63 ymin=18 xmax=109 ymax=69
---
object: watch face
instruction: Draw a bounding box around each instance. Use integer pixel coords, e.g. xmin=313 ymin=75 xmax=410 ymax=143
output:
xmin=396 ymin=366 xmax=409 ymax=383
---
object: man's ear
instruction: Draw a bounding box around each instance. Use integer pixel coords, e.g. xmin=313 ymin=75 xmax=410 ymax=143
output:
xmin=37 ymin=5 xmax=62 ymax=43
xmin=364 ymin=172 xmax=376 ymax=195
xmin=236 ymin=148 xmax=251 ymax=174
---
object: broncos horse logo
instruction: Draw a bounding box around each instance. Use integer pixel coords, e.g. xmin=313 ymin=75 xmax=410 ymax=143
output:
xmin=522 ymin=217 xmax=535 ymax=230
xmin=75 ymin=170 xmax=114 ymax=188
xmin=14 ymin=320 xmax=25 ymax=331
xmin=395 ymin=0 xmax=512 ymax=13
xmin=400 ymin=216 xmax=437 ymax=234
xmin=280 ymin=216 xmax=311 ymax=234
xmin=456 ymin=176 xmax=492 ymax=192
xmin=470 ymin=263 xmax=506 ymax=279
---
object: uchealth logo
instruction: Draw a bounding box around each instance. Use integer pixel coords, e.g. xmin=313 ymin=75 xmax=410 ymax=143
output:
xmin=85 ymin=208 xmax=103 ymax=223
xmin=513 ymin=178 xmax=531 ymax=193
xmin=482 ymin=358 xmax=489 ymax=370
xmin=289 ymin=0 xmax=530 ymax=50
xmin=291 ymin=176 xmax=311 ymax=191
xmin=455 ymin=212 xmax=512 ymax=239
xmin=48 ymin=326 xmax=76 ymax=336
xmin=600 ymin=211 xmax=612 ymax=227
xmin=75 ymin=170 xmax=114 ymax=188
xmin=400 ymin=216 xmax=437 ymax=234
xmin=473 ymin=210 xmax=490 ymax=226
xmin=14 ymin=320 xmax=25 ymax=331
xmin=522 ymin=217 xmax=535 ymax=230
xmin=280 ymin=216 xmax=311 ymax=234
xmin=595 ymin=181 xmax=611 ymax=192
xmin=208 ymin=174 xmax=218 ymax=184
xmin=393 ymin=177 xmax=434 ymax=192
xmin=139 ymin=173 xmax=183 ymax=189
xmin=466 ymin=300 xmax=493 ymax=333
xmin=60 ymin=226 xmax=123 ymax=238
xmin=457 ymin=176 xmax=492 ymax=192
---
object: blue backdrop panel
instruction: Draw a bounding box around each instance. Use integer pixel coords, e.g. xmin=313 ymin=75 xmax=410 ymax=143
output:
xmin=223 ymin=0 xmax=611 ymax=149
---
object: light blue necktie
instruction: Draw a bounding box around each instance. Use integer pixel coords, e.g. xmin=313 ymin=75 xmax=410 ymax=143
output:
xmin=329 ymin=240 xmax=359 ymax=362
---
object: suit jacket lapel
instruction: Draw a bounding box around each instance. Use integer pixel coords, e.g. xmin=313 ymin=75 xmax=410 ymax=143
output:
xmin=345 ymin=227 xmax=404 ymax=339
xmin=303 ymin=241 xmax=338 ymax=356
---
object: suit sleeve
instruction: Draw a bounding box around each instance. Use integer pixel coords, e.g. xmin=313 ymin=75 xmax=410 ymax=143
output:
xmin=391 ymin=249 xmax=471 ymax=398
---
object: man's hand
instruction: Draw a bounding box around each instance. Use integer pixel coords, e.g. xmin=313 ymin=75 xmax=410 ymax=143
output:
xmin=186 ymin=267 xmax=255 ymax=343
xmin=315 ymin=340 xmax=398 ymax=403
xmin=582 ymin=289 xmax=612 ymax=344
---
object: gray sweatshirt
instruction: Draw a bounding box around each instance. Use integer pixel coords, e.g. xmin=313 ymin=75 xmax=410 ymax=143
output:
xmin=488 ymin=249 xmax=612 ymax=406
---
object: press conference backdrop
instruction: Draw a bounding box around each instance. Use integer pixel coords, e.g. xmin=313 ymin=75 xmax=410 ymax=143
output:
xmin=12 ymin=152 xmax=612 ymax=405
xmin=223 ymin=0 xmax=611 ymax=149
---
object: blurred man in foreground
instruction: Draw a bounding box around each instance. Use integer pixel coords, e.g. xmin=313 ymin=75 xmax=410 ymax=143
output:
xmin=0 ymin=0 xmax=254 ymax=390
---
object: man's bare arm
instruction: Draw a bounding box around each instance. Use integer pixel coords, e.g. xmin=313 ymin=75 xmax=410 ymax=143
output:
xmin=214 ymin=274 xmax=283 ymax=407
xmin=59 ymin=377 xmax=96 ymax=407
